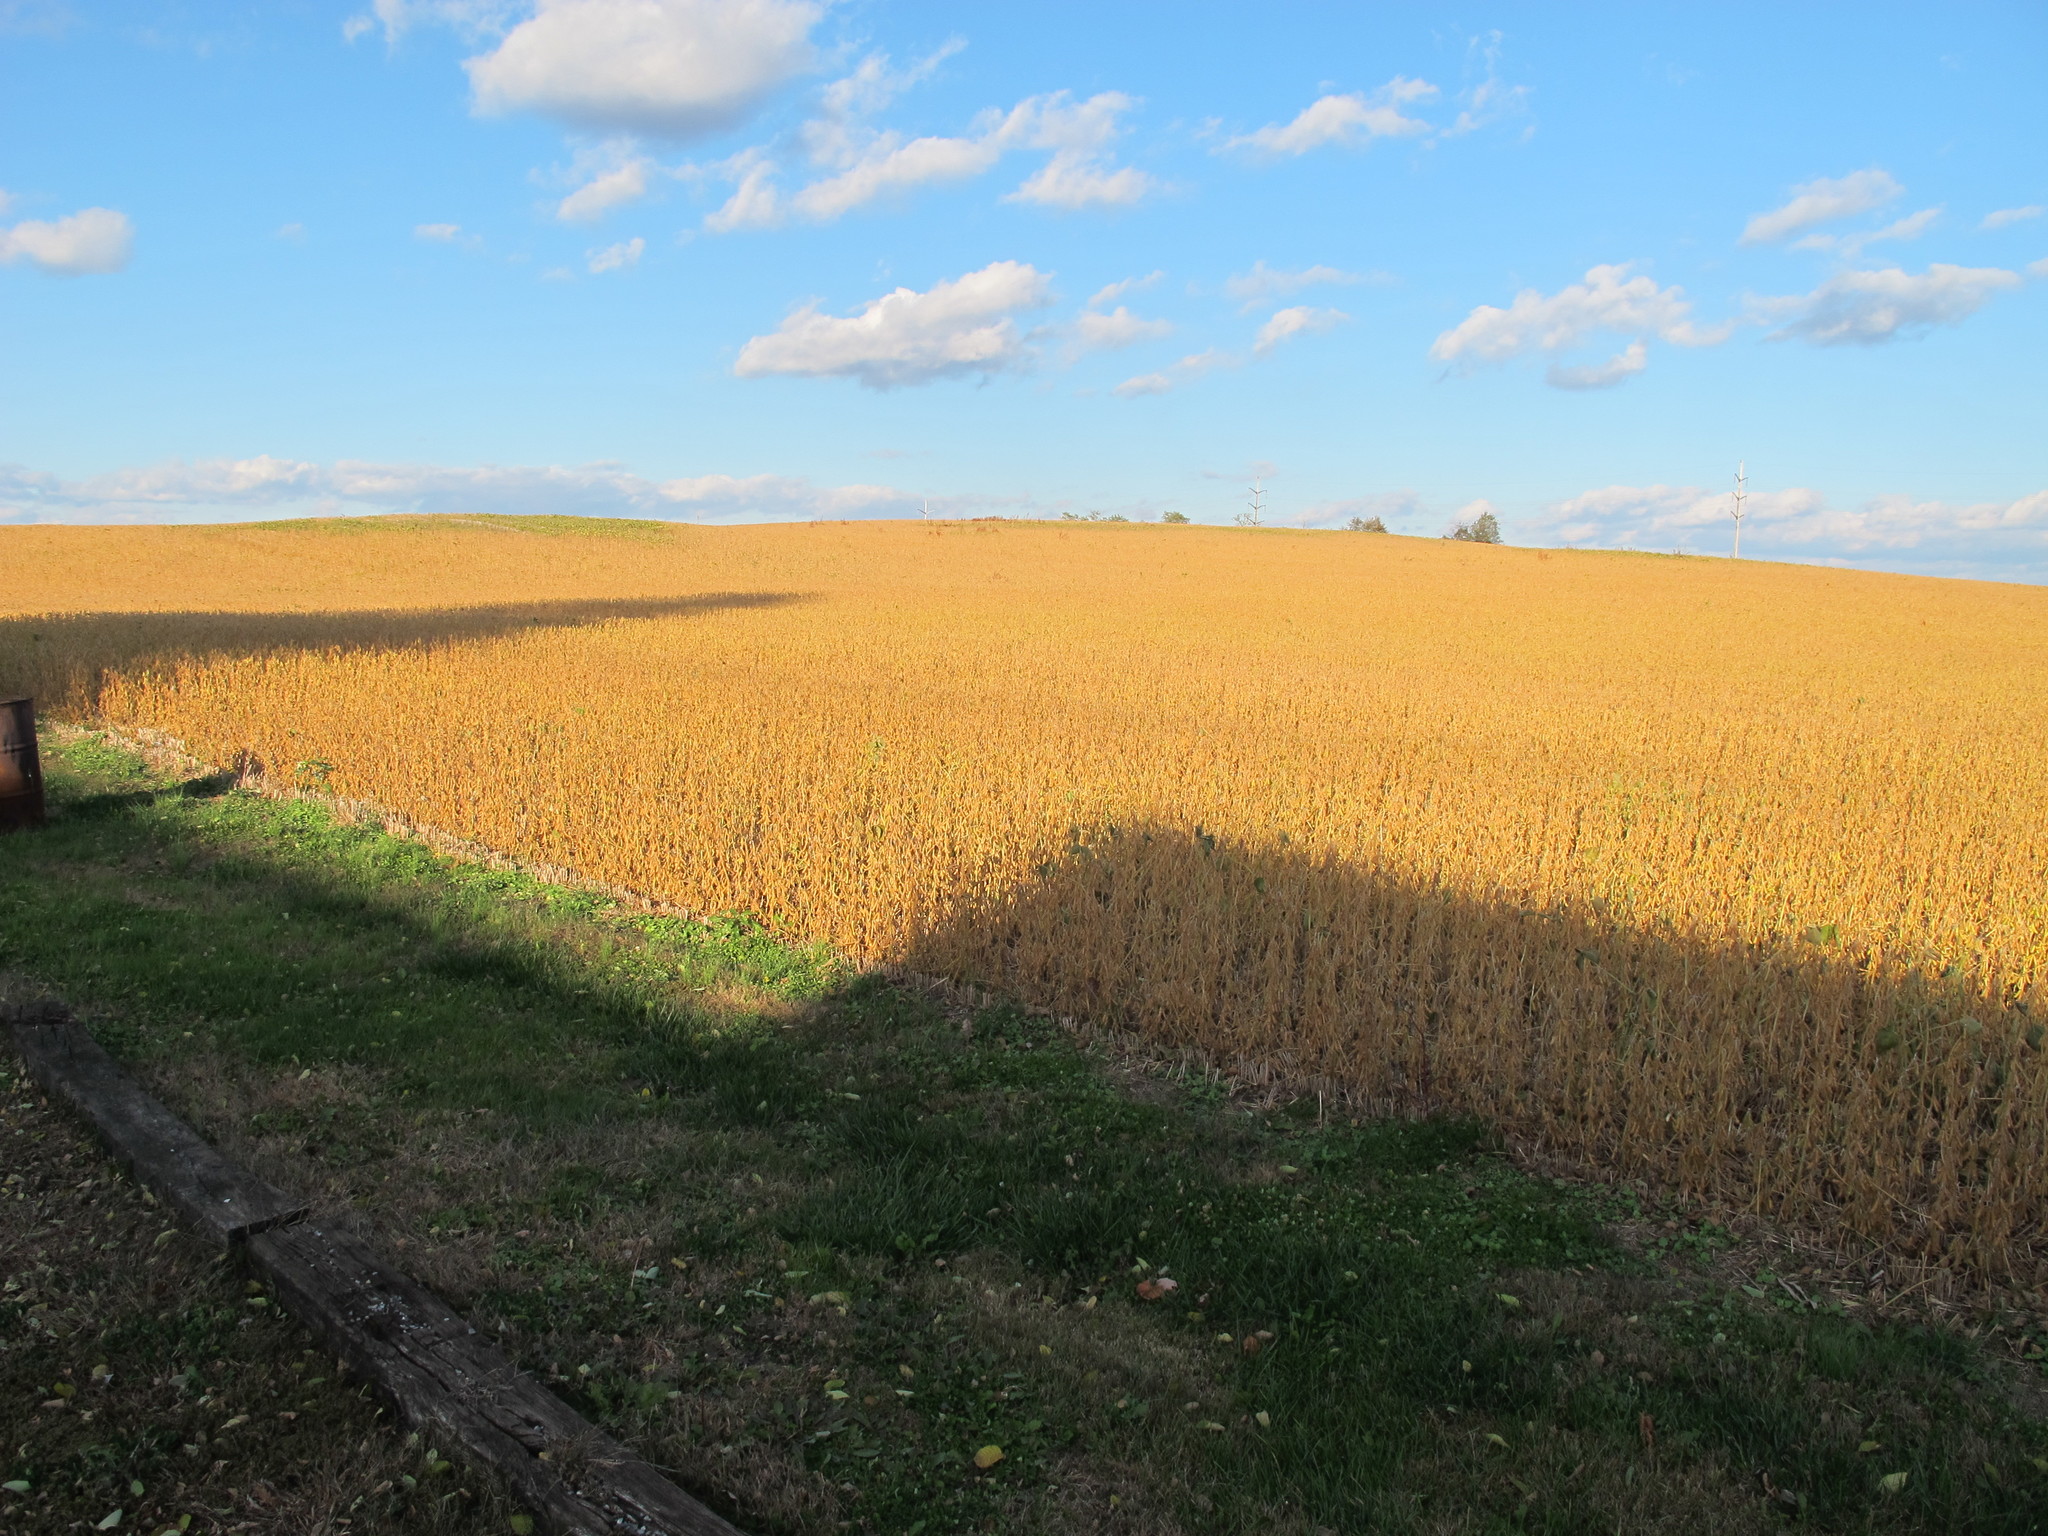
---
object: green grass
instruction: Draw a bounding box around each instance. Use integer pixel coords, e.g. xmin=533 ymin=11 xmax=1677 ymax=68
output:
xmin=3 ymin=733 xmax=2045 ymax=1534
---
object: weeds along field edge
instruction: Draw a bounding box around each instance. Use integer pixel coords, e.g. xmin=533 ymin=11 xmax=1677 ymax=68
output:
xmin=3 ymin=515 xmax=2045 ymax=1284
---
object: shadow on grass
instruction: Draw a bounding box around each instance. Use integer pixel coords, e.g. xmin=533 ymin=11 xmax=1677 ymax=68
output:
xmin=3 ymin=743 xmax=2044 ymax=1535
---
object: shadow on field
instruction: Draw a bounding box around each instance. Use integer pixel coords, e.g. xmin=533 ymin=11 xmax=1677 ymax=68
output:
xmin=0 ymin=592 xmax=807 ymax=708
xmin=898 ymin=819 xmax=2044 ymax=1284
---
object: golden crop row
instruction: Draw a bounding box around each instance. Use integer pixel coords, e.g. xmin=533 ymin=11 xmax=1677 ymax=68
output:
xmin=6 ymin=515 xmax=2046 ymax=1277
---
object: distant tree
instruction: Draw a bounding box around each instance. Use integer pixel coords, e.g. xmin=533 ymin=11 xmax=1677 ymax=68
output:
xmin=1447 ymin=510 xmax=1503 ymax=544
xmin=1346 ymin=515 xmax=1389 ymax=533
xmin=1162 ymin=510 xmax=1190 ymax=524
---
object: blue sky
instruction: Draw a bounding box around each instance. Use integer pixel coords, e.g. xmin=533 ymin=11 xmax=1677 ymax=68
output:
xmin=3 ymin=1 xmax=2045 ymax=580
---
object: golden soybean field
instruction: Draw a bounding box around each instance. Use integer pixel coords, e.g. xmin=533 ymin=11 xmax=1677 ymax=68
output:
xmin=5 ymin=514 xmax=2046 ymax=1279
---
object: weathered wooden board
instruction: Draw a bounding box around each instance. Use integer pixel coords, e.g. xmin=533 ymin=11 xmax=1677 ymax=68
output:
xmin=250 ymin=1219 xmax=743 ymax=1536
xmin=7 ymin=999 xmax=748 ymax=1536
xmin=8 ymin=1004 xmax=307 ymax=1243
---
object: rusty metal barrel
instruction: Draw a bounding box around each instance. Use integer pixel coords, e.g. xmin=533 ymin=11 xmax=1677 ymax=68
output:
xmin=0 ymin=697 xmax=46 ymax=832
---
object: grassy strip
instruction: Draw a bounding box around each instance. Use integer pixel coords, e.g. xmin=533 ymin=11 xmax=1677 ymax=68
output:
xmin=1 ymin=733 xmax=2043 ymax=1534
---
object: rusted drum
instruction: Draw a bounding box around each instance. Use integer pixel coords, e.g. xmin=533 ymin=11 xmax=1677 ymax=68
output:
xmin=0 ymin=697 xmax=46 ymax=832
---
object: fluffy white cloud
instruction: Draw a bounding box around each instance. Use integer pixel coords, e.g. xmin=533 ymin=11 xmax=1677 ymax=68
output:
xmin=701 ymin=86 xmax=1153 ymax=230
xmin=586 ymin=235 xmax=644 ymax=272
xmin=414 ymin=221 xmax=464 ymax=240
xmin=1980 ymin=204 xmax=2043 ymax=231
xmin=0 ymin=454 xmax=915 ymax=524
xmin=1225 ymin=78 xmax=1437 ymax=156
xmin=556 ymin=149 xmax=656 ymax=221
xmin=1223 ymin=260 xmax=1363 ymax=310
xmin=1112 ymin=347 xmax=1238 ymax=398
xmin=1754 ymin=263 xmax=2023 ymax=346
xmin=1253 ymin=305 xmax=1347 ymax=353
xmin=1545 ymin=340 xmax=1648 ymax=390
xmin=1294 ymin=489 xmax=1420 ymax=528
xmin=466 ymin=0 xmax=820 ymax=138
xmin=1793 ymin=205 xmax=1939 ymax=257
xmin=733 ymin=260 xmax=1053 ymax=388
xmin=1073 ymin=305 xmax=1172 ymax=352
xmin=1741 ymin=169 xmax=1901 ymax=245
xmin=0 ymin=206 xmax=133 ymax=275
xmin=1112 ymin=372 xmax=1172 ymax=398
xmin=1539 ymin=480 xmax=2048 ymax=563
xmin=1431 ymin=263 xmax=1726 ymax=384
xmin=1087 ymin=271 xmax=1161 ymax=308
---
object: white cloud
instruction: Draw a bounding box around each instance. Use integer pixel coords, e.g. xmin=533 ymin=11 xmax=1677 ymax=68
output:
xmin=999 ymin=91 xmax=1154 ymax=209
xmin=1431 ymin=263 xmax=1726 ymax=385
xmin=1295 ymin=489 xmax=1420 ymax=528
xmin=465 ymin=0 xmax=821 ymax=138
xmin=1793 ymin=205 xmax=1940 ymax=257
xmin=349 ymin=0 xmax=520 ymax=43
xmin=1223 ymin=261 xmax=1365 ymax=310
xmin=1225 ymin=79 xmax=1437 ymax=157
xmin=800 ymin=42 xmax=964 ymax=167
xmin=0 ymin=206 xmax=133 ymax=275
xmin=1088 ymin=271 xmax=1161 ymax=308
xmin=1112 ymin=346 xmax=1239 ymax=398
xmin=701 ymin=86 xmax=1153 ymax=230
xmin=1754 ymin=263 xmax=2023 ymax=346
xmin=2032 ymin=258 xmax=2048 ymax=279
xmin=556 ymin=148 xmax=655 ymax=221
xmin=1112 ymin=372 xmax=1172 ymax=398
xmin=586 ymin=235 xmax=644 ymax=272
xmin=1539 ymin=480 xmax=2048 ymax=562
xmin=1980 ymin=205 xmax=2043 ymax=231
xmin=733 ymin=260 xmax=1053 ymax=388
xmin=414 ymin=221 xmax=464 ymax=241
xmin=1545 ymin=340 xmax=1648 ymax=390
xmin=1072 ymin=305 xmax=1172 ymax=353
xmin=275 ymin=221 xmax=308 ymax=242
xmin=0 ymin=454 xmax=915 ymax=524
xmin=791 ymin=132 xmax=1002 ymax=220
xmin=1253 ymin=305 xmax=1348 ymax=352
xmin=1440 ymin=32 xmax=1529 ymax=138
xmin=1741 ymin=169 xmax=1901 ymax=245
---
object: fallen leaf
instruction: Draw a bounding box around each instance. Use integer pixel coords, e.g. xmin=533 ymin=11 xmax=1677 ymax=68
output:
xmin=509 ymin=1517 xmax=535 ymax=1535
xmin=1199 ymin=1421 xmax=1225 ymax=1432
xmin=3 ymin=1480 xmax=31 ymax=1493
xmin=1487 ymin=1433 xmax=1508 ymax=1448
xmin=1497 ymin=1294 xmax=1522 ymax=1310
xmin=1255 ymin=1411 xmax=1271 ymax=1427
xmin=1135 ymin=1276 xmax=1179 ymax=1302
xmin=973 ymin=1445 xmax=1004 ymax=1470
xmin=1638 ymin=1412 xmax=1656 ymax=1450
xmin=1878 ymin=1471 xmax=1908 ymax=1495
xmin=96 ymin=1511 xmax=122 ymax=1531
xmin=1858 ymin=1440 xmax=1880 ymax=1454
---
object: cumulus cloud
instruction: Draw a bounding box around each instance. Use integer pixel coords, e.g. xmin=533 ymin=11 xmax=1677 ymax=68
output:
xmin=1793 ymin=204 xmax=1940 ymax=257
xmin=1112 ymin=346 xmax=1239 ymax=398
xmin=1740 ymin=169 xmax=1901 ymax=246
xmin=1253 ymin=305 xmax=1348 ymax=352
xmin=733 ymin=260 xmax=1053 ymax=388
xmin=465 ymin=0 xmax=821 ymax=138
xmin=1980 ymin=205 xmax=2043 ymax=231
xmin=0 ymin=206 xmax=133 ymax=275
xmin=1224 ymin=77 xmax=1437 ymax=156
xmin=1539 ymin=480 xmax=2048 ymax=565
xmin=1223 ymin=260 xmax=1363 ymax=310
xmin=1073 ymin=305 xmax=1172 ymax=352
xmin=1753 ymin=263 xmax=2023 ymax=346
xmin=700 ymin=84 xmax=1153 ymax=230
xmin=1431 ymin=263 xmax=1726 ymax=385
xmin=1545 ymin=340 xmax=1648 ymax=390
xmin=1088 ymin=271 xmax=1161 ymax=308
xmin=556 ymin=146 xmax=656 ymax=221
xmin=586 ymin=235 xmax=644 ymax=272
xmin=0 ymin=454 xmax=916 ymax=525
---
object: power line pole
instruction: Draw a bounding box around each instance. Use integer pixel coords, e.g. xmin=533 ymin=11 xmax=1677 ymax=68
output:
xmin=1246 ymin=477 xmax=1266 ymax=527
xmin=1729 ymin=461 xmax=1748 ymax=558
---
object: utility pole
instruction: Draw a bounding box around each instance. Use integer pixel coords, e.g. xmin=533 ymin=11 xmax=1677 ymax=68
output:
xmin=1246 ymin=477 xmax=1266 ymax=527
xmin=1729 ymin=461 xmax=1748 ymax=558
xmin=921 ymin=497 xmax=929 ymax=521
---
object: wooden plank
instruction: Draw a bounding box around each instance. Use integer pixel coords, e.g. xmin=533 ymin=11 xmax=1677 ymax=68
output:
xmin=6 ymin=999 xmax=749 ymax=1536
xmin=249 ymin=1220 xmax=744 ymax=1536
xmin=7 ymin=1004 xmax=307 ymax=1244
